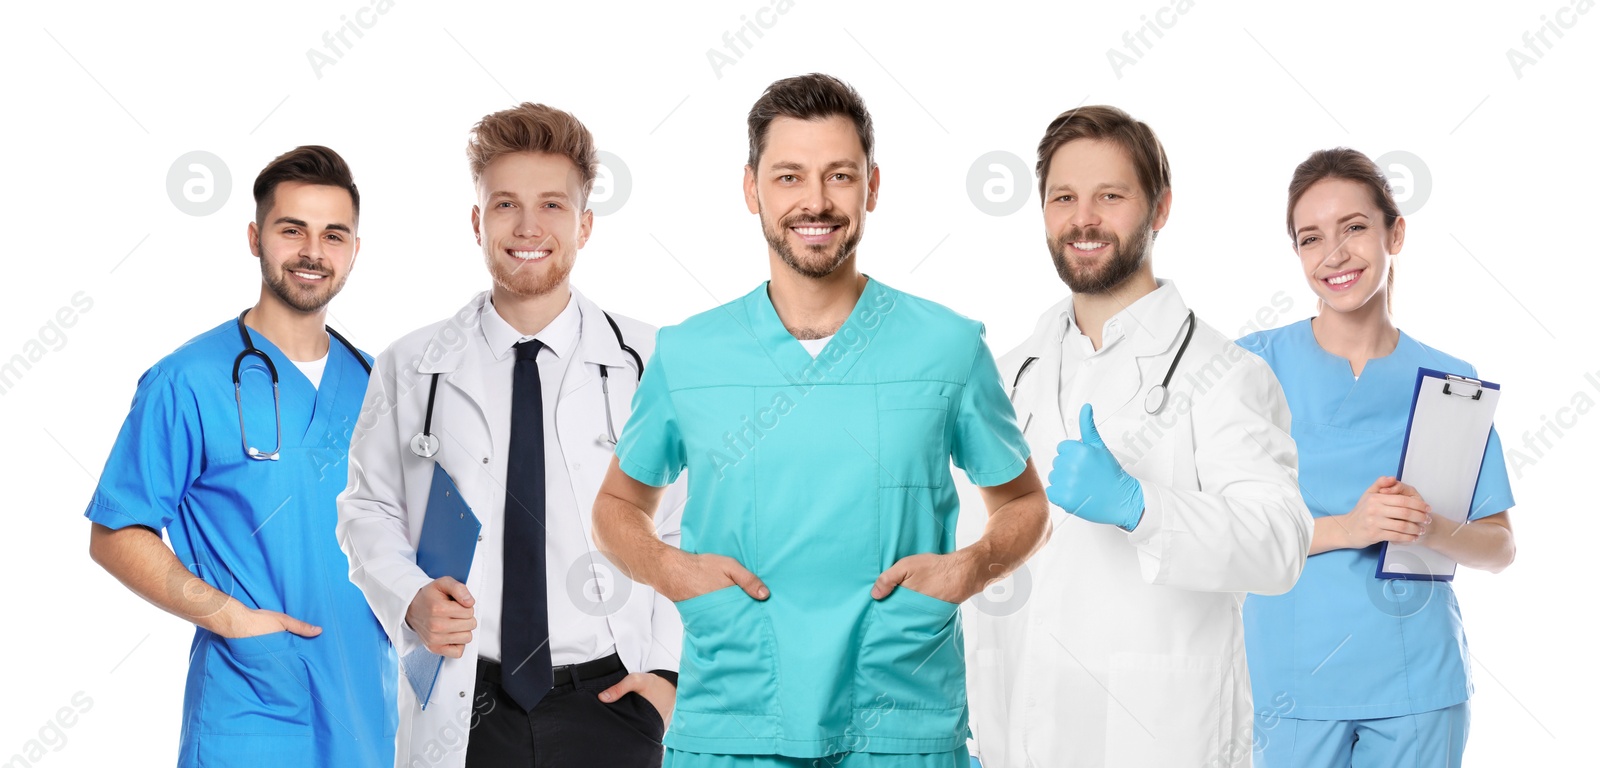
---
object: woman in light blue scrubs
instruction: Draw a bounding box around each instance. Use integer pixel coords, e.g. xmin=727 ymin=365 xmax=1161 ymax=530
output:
xmin=1238 ymin=148 xmax=1518 ymax=768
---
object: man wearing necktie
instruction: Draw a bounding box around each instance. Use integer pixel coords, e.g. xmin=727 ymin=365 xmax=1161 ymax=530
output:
xmin=339 ymin=102 xmax=687 ymax=768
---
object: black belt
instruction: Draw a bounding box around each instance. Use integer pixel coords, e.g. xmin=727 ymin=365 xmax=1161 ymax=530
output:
xmin=477 ymin=651 xmax=625 ymax=689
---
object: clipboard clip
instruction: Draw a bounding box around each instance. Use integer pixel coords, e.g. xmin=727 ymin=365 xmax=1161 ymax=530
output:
xmin=1442 ymin=374 xmax=1483 ymax=401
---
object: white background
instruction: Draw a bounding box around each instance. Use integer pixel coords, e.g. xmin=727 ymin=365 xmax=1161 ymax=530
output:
xmin=3 ymin=0 xmax=1594 ymax=764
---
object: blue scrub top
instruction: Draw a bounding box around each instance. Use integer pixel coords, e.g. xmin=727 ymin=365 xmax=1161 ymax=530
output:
xmin=616 ymin=278 xmax=1030 ymax=758
xmin=85 ymin=318 xmax=397 ymax=766
xmin=1238 ymin=319 xmax=1514 ymax=720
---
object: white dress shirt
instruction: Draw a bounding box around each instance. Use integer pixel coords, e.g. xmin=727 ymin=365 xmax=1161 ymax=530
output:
xmin=474 ymin=293 xmax=617 ymax=666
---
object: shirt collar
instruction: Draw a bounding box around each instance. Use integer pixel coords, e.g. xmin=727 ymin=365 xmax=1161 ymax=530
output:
xmin=480 ymin=291 xmax=582 ymax=361
xmin=1062 ymin=279 xmax=1186 ymax=355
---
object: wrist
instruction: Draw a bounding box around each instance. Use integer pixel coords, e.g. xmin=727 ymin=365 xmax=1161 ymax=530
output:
xmin=205 ymin=599 xmax=247 ymax=637
xmin=649 ymin=669 xmax=679 ymax=688
xmin=956 ymin=542 xmax=1000 ymax=596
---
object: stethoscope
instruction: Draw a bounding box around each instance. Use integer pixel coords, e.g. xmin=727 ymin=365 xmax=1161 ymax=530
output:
xmin=233 ymin=309 xmax=372 ymax=461
xmin=409 ymin=311 xmax=643 ymax=458
xmin=1008 ymin=309 xmax=1198 ymax=419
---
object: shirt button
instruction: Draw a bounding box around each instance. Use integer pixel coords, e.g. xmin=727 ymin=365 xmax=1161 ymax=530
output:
xmin=478 ymin=535 xmax=484 ymax=542
xmin=459 ymin=691 xmax=466 ymax=698
xmin=482 ymin=457 xmax=489 ymax=464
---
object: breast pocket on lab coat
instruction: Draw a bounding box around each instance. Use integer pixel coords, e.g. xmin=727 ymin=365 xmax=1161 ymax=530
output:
xmin=875 ymin=389 xmax=950 ymax=489
xmin=855 ymin=586 xmax=965 ymax=718
xmin=673 ymin=585 xmax=780 ymax=716
xmin=1102 ymin=652 xmax=1225 ymax=767
xmin=193 ymin=631 xmax=314 ymax=760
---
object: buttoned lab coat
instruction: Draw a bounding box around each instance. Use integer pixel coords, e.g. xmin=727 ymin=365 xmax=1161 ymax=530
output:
xmin=337 ymin=289 xmax=685 ymax=768
xmin=965 ymin=283 xmax=1313 ymax=768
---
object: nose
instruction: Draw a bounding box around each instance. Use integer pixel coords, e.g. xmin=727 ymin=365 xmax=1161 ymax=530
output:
xmin=798 ymin=176 xmax=829 ymax=216
xmin=1070 ymin=197 xmax=1100 ymax=231
xmin=301 ymin=231 xmax=324 ymax=261
xmin=515 ymin=209 xmax=544 ymax=240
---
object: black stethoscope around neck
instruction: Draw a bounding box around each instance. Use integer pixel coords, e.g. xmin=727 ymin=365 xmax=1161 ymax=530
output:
xmin=233 ymin=309 xmax=371 ymax=461
xmin=408 ymin=311 xmax=644 ymax=458
xmin=1009 ymin=309 xmax=1198 ymax=418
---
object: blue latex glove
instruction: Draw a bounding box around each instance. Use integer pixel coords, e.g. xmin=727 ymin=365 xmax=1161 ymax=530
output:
xmin=1046 ymin=403 xmax=1146 ymax=532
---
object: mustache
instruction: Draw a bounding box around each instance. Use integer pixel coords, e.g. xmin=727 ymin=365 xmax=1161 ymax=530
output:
xmin=282 ymin=260 xmax=330 ymax=275
xmin=780 ymin=212 xmax=850 ymax=229
xmin=1054 ymin=228 xmax=1119 ymax=246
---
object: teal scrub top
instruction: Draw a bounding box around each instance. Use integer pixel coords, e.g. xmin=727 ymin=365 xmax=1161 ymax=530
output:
xmin=1238 ymin=320 xmax=1514 ymax=720
xmin=616 ymin=278 xmax=1030 ymax=757
xmin=85 ymin=319 xmax=397 ymax=767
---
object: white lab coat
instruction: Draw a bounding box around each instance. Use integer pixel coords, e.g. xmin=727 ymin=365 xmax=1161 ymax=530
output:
xmin=337 ymin=289 xmax=685 ymax=768
xmin=964 ymin=283 xmax=1312 ymax=768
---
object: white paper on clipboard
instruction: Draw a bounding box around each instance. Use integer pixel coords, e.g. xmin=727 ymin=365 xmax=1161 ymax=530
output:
xmin=1376 ymin=368 xmax=1501 ymax=582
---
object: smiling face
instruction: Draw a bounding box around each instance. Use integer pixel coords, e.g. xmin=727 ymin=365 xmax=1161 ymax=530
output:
xmin=745 ymin=115 xmax=879 ymax=279
xmin=1041 ymin=138 xmax=1169 ymax=294
xmin=248 ymin=181 xmax=359 ymax=313
xmin=472 ymin=151 xmax=592 ymax=298
xmin=1291 ymin=177 xmax=1404 ymax=314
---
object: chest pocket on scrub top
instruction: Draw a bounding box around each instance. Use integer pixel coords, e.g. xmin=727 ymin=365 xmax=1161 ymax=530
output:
xmin=874 ymin=386 xmax=950 ymax=488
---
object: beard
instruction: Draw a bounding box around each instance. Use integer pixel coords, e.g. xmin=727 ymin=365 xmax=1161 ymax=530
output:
xmin=1047 ymin=209 xmax=1156 ymax=295
xmin=485 ymin=244 xmax=575 ymax=299
xmin=761 ymin=206 xmax=861 ymax=279
xmin=260 ymin=252 xmax=347 ymax=313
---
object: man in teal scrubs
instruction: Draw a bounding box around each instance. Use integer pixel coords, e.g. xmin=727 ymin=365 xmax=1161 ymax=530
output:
xmin=592 ymin=74 xmax=1050 ymax=767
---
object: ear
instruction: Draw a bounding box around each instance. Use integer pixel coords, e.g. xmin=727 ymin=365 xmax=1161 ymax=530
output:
xmin=1387 ymin=215 xmax=1406 ymax=256
xmin=744 ymin=165 xmax=760 ymax=215
xmin=1150 ymin=188 xmax=1174 ymax=234
xmin=865 ymin=164 xmax=881 ymax=213
xmin=471 ymin=205 xmax=483 ymax=246
xmin=348 ymin=236 xmax=362 ymax=272
xmin=577 ymin=207 xmax=594 ymax=250
xmin=246 ymin=221 xmax=262 ymax=258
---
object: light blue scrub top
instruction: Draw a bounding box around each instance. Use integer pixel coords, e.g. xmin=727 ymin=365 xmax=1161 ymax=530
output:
xmin=85 ymin=319 xmax=397 ymax=766
xmin=1238 ymin=320 xmax=1514 ymax=720
xmin=616 ymin=278 xmax=1030 ymax=758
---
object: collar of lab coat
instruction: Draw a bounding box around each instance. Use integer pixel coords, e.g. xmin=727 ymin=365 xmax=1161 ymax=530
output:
xmin=1011 ymin=279 xmax=1194 ymax=439
xmin=417 ymin=286 xmax=633 ymax=377
xmin=1018 ymin=279 xmax=1190 ymax=356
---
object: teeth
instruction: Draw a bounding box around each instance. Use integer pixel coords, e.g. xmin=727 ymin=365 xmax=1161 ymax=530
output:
xmin=793 ymin=226 xmax=836 ymax=236
xmin=1327 ymin=271 xmax=1358 ymax=285
xmin=292 ymin=271 xmax=325 ymax=280
xmin=510 ymin=250 xmax=548 ymax=260
xmin=1073 ymin=242 xmax=1108 ymax=250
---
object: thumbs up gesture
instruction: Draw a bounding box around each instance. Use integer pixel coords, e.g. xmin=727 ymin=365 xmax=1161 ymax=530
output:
xmin=1046 ymin=404 xmax=1146 ymax=532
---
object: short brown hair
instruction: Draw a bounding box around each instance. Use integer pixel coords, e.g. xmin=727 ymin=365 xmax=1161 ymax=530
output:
xmin=467 ymin=102 xmax=598 ymax=207
xmin=1035 ymin=106 xmax=1170 ymax=209
xmin=1286 ymin=147 xmax=1402 ymax=310
xmin=253 ymin=145 xmax=359 ymax=226
xmin=747 ymin=73 xmax=874 ymax=169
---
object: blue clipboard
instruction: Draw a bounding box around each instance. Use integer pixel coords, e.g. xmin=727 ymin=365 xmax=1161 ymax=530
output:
xmin=1376 ymin=367 xmax=1500 ymax=582
xmin=401 ymin=462 xmax=481 ymax=709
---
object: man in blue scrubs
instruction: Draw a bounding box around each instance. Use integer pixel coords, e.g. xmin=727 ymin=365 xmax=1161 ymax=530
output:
xmin=85 ymin=146 xmax=396 ymax=766
xmin=592 ymin=74 xmax=1051 ymax=768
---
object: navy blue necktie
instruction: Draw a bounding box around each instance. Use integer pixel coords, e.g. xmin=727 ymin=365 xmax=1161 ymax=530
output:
xmin=502 ymin=339 xmax=551 ymax=711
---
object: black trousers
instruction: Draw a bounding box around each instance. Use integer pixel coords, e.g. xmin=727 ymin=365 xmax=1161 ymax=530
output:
xmin=465 ymin=657 xmax=665 ymax=768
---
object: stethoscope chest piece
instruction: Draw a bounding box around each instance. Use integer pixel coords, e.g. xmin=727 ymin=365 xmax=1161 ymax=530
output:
xmin=410 ymin=432 xmax=440 ymax=458
xmin=1144 ymin=385 xmax=1169 ymax=415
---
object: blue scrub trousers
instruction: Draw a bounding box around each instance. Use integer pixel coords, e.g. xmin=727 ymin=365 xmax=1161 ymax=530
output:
xmin=1255 ymin=702 xmax=1469 ymax=768
xmin=663 ymin=746 xmax=971 ymax=767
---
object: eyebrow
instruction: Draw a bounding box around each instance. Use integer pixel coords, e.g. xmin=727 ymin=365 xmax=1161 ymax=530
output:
xmin=487 ymin=190 xmax=571 ymax=202
xmin=1295 ymin=212 xmax=1369 ymax=236
xmin=272 ymin=216 xmax=352 ymax=234
xmin=1046 ymin=181 xmax=1132 ymax=196
xmin=769 ymin=160 xmax=863 ymax=173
